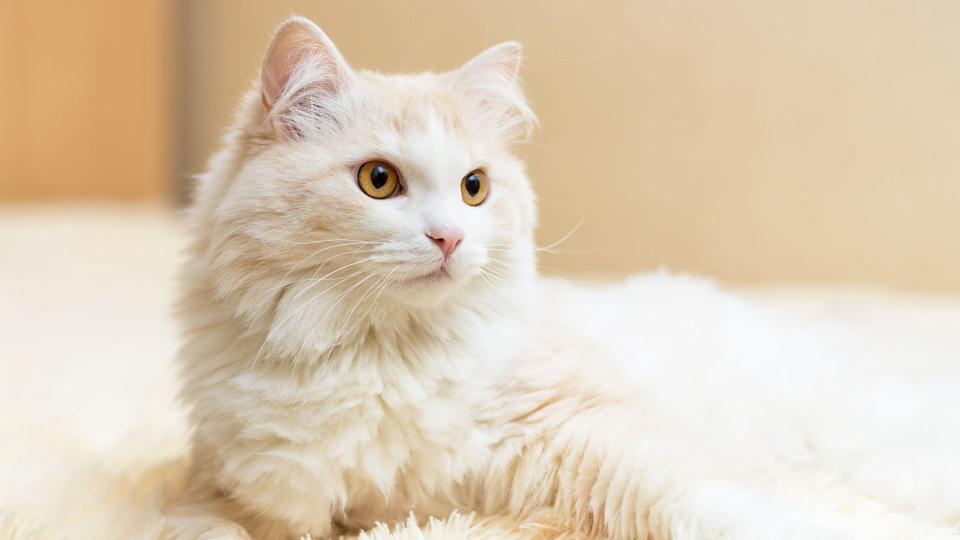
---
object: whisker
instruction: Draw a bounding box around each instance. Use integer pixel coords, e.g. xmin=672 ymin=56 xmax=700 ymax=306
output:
xmin=292 ymin=271 xmax=381 ymax=357
xmin=331 ymin=270 xmax=390 ymax=343
xmin=286 ymin=238 xmax=381 ymax=247
xmin=528 ymin=141 xmax=562 ymax=159
xmin=331 ymin=268 xmax=398 ymax=347
xmin=279 ymin=270 xmax=379 ymax=362
xmin=536 ymin=218 xmax=584 ymax=254
xmin=254 ymin=266 xmax=373 ymax=362
xmin=283 ymin=254 xmax=381 ymax=307
xmin=265 ymin=247 xmax=374 ymax=301
xmin=474 ymin=271 xmax=498 ymax=288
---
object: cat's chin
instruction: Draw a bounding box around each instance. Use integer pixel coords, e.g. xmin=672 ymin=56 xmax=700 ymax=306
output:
xmin=384 ymin=269 xmax=472 ymax=308
xmin=398 ymin=267 xmax=453 ymax=285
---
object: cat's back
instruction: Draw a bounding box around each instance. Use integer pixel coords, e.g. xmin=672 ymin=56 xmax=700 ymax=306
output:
xmin=531 ymin=272 xmax=959 ymax=391
xmin=530 ymin=272 xmax=786 ymax=383
xmin=524 ymin=272 xmax=960 ymax=525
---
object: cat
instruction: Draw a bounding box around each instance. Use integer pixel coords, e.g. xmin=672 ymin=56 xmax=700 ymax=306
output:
xmin=162 ymin=15 xmax=960 ymax=540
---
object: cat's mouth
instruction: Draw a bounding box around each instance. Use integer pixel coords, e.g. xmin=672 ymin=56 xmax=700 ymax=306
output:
xmin=399 ymin=266 xmax=451 ymax=285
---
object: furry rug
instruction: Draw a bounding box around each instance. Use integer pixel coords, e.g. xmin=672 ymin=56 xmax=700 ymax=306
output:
xmin=2 ymin=204 xmax=959 ymax=539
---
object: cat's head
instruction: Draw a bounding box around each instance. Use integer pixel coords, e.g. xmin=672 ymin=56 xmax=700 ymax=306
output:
xmin=194 ymin=17 xmax=538 ymax=353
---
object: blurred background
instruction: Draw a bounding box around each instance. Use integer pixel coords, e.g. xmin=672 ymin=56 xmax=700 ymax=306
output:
xmin=1 ymin=0 xmax=958 ymax=291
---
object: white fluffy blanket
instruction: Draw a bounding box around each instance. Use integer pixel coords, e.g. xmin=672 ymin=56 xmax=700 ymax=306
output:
xmin=2 ymin=205 xmax=959 ymax=539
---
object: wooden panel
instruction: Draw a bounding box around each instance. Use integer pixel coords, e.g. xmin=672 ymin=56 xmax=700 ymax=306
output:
xmin=0 ymin=0 xmax=171 ymax=200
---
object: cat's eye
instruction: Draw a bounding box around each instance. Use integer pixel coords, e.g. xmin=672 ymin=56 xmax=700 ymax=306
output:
xmin=358 ymin=161 xmax=400 ymax=199
xmin=461 ymin=170 xmax=489 ymax=206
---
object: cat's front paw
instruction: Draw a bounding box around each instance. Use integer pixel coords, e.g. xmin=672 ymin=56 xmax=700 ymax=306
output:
xmin=163 ymin=520 xmax=253 ymax=540
xmin=198 ymin=526 xmax=252 ymax=540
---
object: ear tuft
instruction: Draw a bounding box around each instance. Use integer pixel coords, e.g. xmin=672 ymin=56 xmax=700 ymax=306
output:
xmin=260 ymin=17 xmax=352 ymax=135
xmin=462 ymin=41 xmax=524 ymax=80
xmin=452 ymin=42 xmax=536 ymax=143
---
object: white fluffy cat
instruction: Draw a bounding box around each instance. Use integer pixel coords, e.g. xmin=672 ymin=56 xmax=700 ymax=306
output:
xmin=163 ymin=16 xmax=960 ymax=540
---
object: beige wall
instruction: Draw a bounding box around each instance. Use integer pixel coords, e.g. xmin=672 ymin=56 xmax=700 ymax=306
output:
xmin=0 ymin=1 xmax=172 ymax=200
xmin=180 ymin=1 xmax=960 ymax=293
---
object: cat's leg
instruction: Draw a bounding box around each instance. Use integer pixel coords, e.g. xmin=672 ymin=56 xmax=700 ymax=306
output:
xmin=161 ymin=458 xmax=328 ymax=540
xmin=161 ymin=479 xmax=253 ymax=540
xmin=162 ymin=477 xmax=323 ymax=540
xmin=479 ymin=423 xmax=831 ymax=539
xmin=174 ymin=439 xmax=345 ymax=540
xmin=479 ymin=407 xmax=956 ymax=540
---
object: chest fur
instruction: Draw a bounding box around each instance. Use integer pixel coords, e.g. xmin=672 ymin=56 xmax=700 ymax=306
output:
xmin=202 ymin=338 xmax=501 ymax=527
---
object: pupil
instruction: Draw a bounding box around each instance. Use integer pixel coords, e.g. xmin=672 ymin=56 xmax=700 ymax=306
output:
xmin=466 ymin=175 xmax=480 ymax=196
xmin=371 ymin=167 xmax=388 ymax=189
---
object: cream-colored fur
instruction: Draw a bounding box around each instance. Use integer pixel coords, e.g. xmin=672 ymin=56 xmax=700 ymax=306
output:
xmin=164 ymin=16 xmax=960 ymax=540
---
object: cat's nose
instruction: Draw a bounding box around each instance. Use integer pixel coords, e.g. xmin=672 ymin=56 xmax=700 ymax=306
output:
xmin=426 ymin=227 xmax=463 ymax=258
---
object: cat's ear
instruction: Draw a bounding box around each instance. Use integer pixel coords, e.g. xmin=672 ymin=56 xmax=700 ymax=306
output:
xmin=260 ymin=17 xmax=353 ymax=136
xmin=451 ymin=42 xmax=537 ymax=143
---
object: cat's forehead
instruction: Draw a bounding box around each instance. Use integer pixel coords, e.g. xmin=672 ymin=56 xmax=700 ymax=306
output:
xmin=365 ymin=74 xmax=469 ymax=139
xmin=363 ymin=73 xmax=461 ymax=124
xmin=359 ymin=73 xmax=482 ymax=174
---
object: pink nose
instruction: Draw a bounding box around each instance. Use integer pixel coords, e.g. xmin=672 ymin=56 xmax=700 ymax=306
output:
xmin=426 ymin=228 xmax=463 ymax=258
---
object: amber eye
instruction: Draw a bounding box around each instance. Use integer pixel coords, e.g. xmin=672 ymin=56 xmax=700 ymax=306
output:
xmin=358 ymin=161 xmax=400 ymax=199
xmin=460 ymin=170 xmax=489 ymax=206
